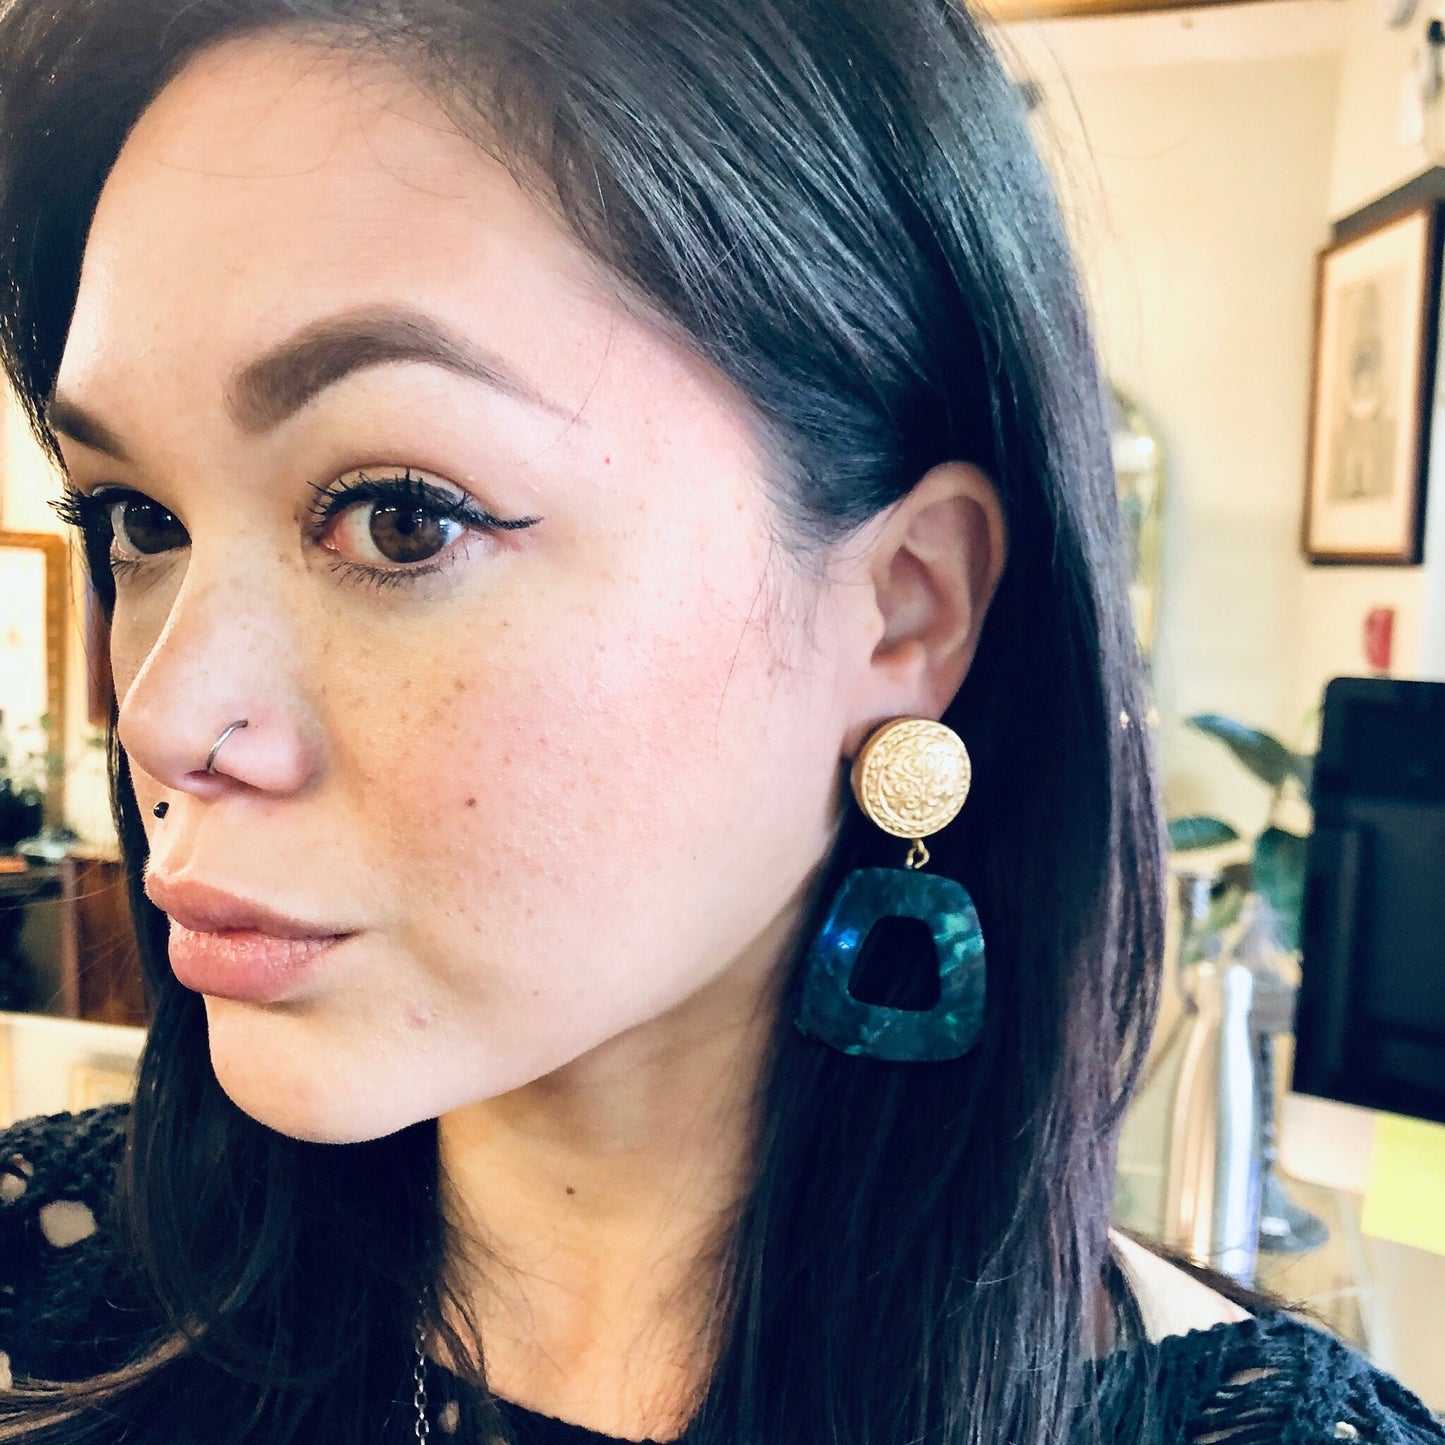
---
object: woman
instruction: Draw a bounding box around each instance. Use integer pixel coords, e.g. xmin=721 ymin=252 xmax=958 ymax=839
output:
xmin=0 ymin=2 xmax=1438 ymax=1442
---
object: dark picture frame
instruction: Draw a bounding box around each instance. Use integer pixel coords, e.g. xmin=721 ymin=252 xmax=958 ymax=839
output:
xmin=1302 ymin=198 xmax=1441 ymax=565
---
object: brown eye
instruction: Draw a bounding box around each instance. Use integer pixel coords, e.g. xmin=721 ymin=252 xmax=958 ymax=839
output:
xmin=373 ymin=502 xmax=461 ymax=564
xmin=306 ymin=467 xmax=539 ymax=588
xmin=324 ymin=498 xmax=468 ymax=567
xmin=110 ymin=496 xmax=187 ymax=557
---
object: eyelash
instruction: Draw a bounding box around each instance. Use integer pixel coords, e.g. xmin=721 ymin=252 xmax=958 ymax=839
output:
xmin=49 ymin=467 xmax=540 ymax=591
xmin=49 ymin=484 xmax=143 ymax=582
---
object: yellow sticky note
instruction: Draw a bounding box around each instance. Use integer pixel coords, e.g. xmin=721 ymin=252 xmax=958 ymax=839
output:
xmin=1361 ymin=1112 xmax=1445 ymax=1257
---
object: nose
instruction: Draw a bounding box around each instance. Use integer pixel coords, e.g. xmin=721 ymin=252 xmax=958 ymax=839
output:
xmin=116 ymin=562 xmax=321 ymax=799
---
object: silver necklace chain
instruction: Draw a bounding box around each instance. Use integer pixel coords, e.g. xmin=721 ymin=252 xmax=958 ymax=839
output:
xmin=412 ymin=1330 xmax=431 ymax=1441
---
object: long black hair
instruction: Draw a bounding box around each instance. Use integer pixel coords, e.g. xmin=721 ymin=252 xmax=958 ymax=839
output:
xmin=0 ymin=2 xmax=1164 ymax=1441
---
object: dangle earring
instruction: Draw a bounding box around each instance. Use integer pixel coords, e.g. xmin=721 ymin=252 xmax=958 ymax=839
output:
xmin=795 ymin=718 xmax=986 ymax=1063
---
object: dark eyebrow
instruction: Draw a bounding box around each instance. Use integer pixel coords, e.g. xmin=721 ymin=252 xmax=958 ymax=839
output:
xmin=46 ymin=303 xmax=575 ymax=462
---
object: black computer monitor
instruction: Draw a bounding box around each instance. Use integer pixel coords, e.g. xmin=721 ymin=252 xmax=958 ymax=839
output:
xmin=1293 ymin=675 xmax=1445 ymax=1128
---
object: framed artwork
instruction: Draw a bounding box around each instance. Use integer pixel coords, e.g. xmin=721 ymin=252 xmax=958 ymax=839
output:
xmin=0 ymin=530 xmax=70 ymax=825
xmin=1302 ymin=200 xmax=1441 ymax=564
xmin=1108 ymin=384 xmax=1164 ymax=666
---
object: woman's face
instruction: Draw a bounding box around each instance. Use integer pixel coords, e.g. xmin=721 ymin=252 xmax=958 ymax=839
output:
xmin=52 ymin=35 xmax=861 ymax=1142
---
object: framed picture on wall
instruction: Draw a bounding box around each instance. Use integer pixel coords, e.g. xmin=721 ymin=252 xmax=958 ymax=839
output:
xmin=0 ymin=529 xmax=69 ymax=826
xmin=1302 ymin=199 xmax=1441 ymax=564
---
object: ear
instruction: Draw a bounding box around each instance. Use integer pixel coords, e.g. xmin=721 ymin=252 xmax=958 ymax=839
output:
xmin=834 ymin=461 xmax=1007 ymax=760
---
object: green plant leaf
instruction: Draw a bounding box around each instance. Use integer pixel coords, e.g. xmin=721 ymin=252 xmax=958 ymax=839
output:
xmin=1168 ymin=815 xmax=1241 ymax=852
xmin=1252 ymin=825 xmax=1310 ymax=953
xmin=1186 ymin=713 xmax=1297 ymax=788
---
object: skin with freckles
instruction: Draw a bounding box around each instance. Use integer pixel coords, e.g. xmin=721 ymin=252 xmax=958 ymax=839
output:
xmin=50 ymin=34 xmax=1013 ymax=1438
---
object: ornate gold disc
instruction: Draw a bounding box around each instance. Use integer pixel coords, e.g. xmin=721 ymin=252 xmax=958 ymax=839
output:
xmin=850 ymin=718 xmax=972 ymax=840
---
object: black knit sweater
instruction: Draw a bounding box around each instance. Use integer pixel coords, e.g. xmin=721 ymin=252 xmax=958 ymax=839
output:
xmin=1 ymin=1105 xmax=1442 ymax=1444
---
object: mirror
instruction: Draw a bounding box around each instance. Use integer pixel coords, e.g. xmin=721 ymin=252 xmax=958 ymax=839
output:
xmin=1109 ymin=383 xmax=1164 ymax=668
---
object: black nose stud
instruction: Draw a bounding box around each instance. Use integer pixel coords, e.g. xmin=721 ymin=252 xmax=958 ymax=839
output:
xmin=152 ymin=801 xmax=169 ymax=819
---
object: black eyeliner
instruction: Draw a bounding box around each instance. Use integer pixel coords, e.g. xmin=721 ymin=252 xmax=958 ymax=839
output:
xmin=304 ymin=467 xmax=540 ymax=534
xmin=49 ymin=468 xmax=541 ymax=590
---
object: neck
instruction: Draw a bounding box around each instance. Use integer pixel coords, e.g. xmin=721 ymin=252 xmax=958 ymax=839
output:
xmin=434 ymin=910 xmax=796 ymax=1440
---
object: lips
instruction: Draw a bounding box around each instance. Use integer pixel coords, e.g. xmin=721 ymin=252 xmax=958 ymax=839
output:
xmin=145 ymin=874 xmax=346 ymax=940
xmin=145 ymin=873 xmax=354 ymax=1004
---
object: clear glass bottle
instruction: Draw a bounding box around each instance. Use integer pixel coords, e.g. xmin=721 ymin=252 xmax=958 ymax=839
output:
xmin=1163 ymin=947 xmax=1262 ymax=1286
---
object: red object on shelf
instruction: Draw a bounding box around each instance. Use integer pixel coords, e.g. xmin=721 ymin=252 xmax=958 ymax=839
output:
xmin=1363 ymin=606 xmax=1395 ymax=673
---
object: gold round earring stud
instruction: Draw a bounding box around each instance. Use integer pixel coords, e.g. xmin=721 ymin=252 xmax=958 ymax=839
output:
xmin=850 ymin=717 xmax=972 ymax=868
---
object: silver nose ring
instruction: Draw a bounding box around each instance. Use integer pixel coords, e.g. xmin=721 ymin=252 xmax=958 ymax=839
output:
xmin=205 ymin=718 xmax=249 ymax=775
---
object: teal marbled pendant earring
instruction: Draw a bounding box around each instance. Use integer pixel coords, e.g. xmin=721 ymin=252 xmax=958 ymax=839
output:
xmin=796 ymin=718 xmax=986 ymax=1063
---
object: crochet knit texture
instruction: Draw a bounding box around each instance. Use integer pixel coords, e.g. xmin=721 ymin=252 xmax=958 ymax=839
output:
xmin=2 ymin=1104 xmax=1443 ymax=1444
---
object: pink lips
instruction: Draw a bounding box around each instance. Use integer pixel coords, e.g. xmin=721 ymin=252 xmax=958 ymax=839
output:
xmin=166 ymin=924 xmax=345 ymax=1004
xmin=146 ymin=874 xmax=352 ymax=1004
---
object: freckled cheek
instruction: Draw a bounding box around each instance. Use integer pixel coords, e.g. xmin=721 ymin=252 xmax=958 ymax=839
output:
xmin=349 ymin=602 xmax=756 ymax=934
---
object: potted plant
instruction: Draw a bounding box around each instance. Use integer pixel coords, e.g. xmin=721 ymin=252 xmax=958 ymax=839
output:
xmin=0 ymin=710 xmax=51 ymax=852
xmin=1166 ymin=711 xmax=1327 ymax=1258
xmin=1167 ymin=713 xmax=1314 ymax=953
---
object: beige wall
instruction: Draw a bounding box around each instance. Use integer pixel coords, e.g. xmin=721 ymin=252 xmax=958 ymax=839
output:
xmin=1007 ymin=12 xmax=1343 ymax=830
xmin=999 ymin=21 xmax=1342 ymax=1258
xmin=1330 ymin=0 xmax=1434 ymax=218
xmin=1296 ymin=0 xmax=1445 ymax=729
xmin=1007 ymin=0 xmax=1445 ymax=811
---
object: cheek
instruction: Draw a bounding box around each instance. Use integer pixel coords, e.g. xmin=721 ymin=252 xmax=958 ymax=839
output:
xmin=367 ymin=611 xmax=745 ymax=893
xmin=351 ymin=553 xmax=832 ymax=1000
xmin=108 ymin=578 xmax=178 ymax=700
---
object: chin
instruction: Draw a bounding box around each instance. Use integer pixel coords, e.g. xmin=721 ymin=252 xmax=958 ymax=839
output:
xmin=200 ymin=996 xmax=437 ymax=1145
